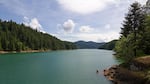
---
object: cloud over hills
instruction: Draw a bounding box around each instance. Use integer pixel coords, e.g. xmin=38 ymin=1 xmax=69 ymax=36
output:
xmin=0 ymin=0 xmax=147 ymax=42
xmin=23 ymin=17 xmax=45 ymax=33
xmin=62 ymin=19 xmax=75 ymax=33
xmin=79 ymin=26 xmax=94 ymax=33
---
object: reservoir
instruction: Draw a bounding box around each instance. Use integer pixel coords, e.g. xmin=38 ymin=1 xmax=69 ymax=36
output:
xmin=0 ymin=49 xmax=119 ymax=84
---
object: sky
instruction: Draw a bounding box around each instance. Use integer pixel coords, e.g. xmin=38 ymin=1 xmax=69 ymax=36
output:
xmin=0 ymin=0 xmax=147 ymax=42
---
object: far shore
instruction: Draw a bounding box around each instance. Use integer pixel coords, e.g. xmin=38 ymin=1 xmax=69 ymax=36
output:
xmin=0 ymin=50 xmax=51 ymax=54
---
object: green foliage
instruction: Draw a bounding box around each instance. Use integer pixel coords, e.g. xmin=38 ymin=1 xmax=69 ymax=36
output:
xmin=99 ymin=40 xmax=117 ymax=50
xmin=121 ymin=2 xmax=145 ymax=37
xmin=115 ymin=2 xmax=146 ymax=62
xmin=0 ymin=19 xmax=76 ymax=51
xmin=140 ymin=16 xmax=150 ymax=54
xmin=115 ymin=35 xmax=137 ymax=61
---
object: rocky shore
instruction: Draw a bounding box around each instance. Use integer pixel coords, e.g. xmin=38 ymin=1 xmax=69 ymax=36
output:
xmin=103 ymin=56 xmax=150 ymax=84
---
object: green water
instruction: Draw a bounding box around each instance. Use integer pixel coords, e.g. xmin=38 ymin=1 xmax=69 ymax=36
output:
xmin=0 ymin=49 xmax=119 ymax=84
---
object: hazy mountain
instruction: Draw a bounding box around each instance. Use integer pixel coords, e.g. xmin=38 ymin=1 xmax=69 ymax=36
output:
xmin=74 ymin=41 xmax=105 ymax=49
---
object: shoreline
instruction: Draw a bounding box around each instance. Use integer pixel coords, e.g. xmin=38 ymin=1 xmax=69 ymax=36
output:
xmin=103 ymin=65 xmax=146 ymax=84
xmin=0 ymin=50 xmax=51 ymax=54
xmin=103 ymin=56 xmax=150 ymax=84
xmin=0 ymin=49 xmax=77 ymax=54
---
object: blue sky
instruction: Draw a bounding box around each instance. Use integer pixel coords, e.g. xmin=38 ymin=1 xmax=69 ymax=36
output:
xmin=0 ymin=0 xmax=147 ymax=42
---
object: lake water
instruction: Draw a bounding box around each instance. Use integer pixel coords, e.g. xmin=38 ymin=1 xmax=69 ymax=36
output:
xmin=0 ymin=49 xmax=119 ymax=84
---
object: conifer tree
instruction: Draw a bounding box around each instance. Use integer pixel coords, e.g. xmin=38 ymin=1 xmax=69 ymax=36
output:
xmin=120 ymin=2 xmax=145 ymax=57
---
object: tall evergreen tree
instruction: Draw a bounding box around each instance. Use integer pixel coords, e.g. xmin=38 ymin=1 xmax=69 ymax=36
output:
xmin=141 ymin=16 xmax=150 ymax=54
xmin=121 ymin=2 xmax=145 ymax=37
xmin=120 ymin=2 xmax=145 ymax=57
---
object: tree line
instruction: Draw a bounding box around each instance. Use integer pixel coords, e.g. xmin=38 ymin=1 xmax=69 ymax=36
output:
xmin=99 ymin=40 xmax=117 ymax=50
xmin=114 ymin=2 xmax=150 ymax=61
xmin=0 ymin=20 xmax=76 ymax=51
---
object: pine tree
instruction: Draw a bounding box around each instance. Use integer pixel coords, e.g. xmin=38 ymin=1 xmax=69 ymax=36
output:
xmin=120 ymin=2 xmax=145 ymax=57
xmin=121 ymin=2 xmax=145 ymax=36
xmin=141 ymin=16 xmax=150 ymax=54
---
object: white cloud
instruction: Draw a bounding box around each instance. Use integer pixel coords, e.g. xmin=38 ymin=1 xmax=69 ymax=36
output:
xmin=75 ymin=31 xmax=119 ymax=42
xmin=29 ymin=18 xmax=42 ymax=30
xmin=104 ymin=24 xmax=111 ymax=29
xmin=57 ymin=0 xmax=117 ymax=14
xmin=128 ymin=0 xmax=147 ymax=5
xmin=79 ymin=25 xmax=94 ymax=33
xmin=23 ymin=16 xmax=30 ymax=26
xmin=23 ymin=17 xmax=45 ymax=33
xmin=1 ymin=0 xmax=148 ymax=43
xmin=62 ymin=19 xmax=75 ymax=33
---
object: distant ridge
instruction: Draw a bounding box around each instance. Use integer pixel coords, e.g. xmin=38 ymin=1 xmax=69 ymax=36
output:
xmin=98 ymin=40 xmax=117 ymax=50
xmin=74 ymin=41 xmax=105 ymax=49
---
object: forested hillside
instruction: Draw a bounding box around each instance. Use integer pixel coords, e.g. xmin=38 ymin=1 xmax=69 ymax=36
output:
xmin=99 ymin=40 xmax=117 ymax=50
xmin=0 ymin=19 xmax=76 ymax=52
xmin=74 ymin=41 xmax=105 ymax=49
